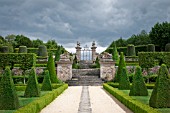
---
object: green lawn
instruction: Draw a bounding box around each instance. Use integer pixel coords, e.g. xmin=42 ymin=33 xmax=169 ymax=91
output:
xmin=120 ymin=89 xmax=170 ymax=113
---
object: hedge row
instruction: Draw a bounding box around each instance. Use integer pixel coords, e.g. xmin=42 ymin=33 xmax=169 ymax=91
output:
xmin=103 ymin=84 xmax=159 ymax=113
xmin=0 ymin=53 xmax=36 ymax=69
xmin=138 ymin=52 xmax=170 ymax=68
xmin=107 ymin=82 xmax=155 ymax=89
xmin=15 ymin=84 xmax=68 ymax=113
xmin=15 ymin=84 xmax=62 ymax=91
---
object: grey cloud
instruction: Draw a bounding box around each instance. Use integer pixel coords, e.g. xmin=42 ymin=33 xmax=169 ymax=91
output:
xmin=0 ymin=0 xmax=170 ymax=50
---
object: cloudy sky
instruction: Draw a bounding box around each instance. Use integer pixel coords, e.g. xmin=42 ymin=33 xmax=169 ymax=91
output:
xmin=0 ymin=0 xmax=170 ymax=53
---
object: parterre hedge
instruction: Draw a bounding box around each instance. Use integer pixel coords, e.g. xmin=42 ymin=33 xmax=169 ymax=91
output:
xmin=103 ymin=84 xmax=159 ymax=113
xmin=0 ymin=53 xmax=36 ymax=69
xmin=14 ymin=84 xmax=68 ymax=113
xmin=138 ymin=52 xmax=170 ymax=68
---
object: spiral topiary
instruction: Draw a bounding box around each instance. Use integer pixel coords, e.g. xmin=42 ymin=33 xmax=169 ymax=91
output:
xmin=24 ymin=67 xmax=40 ymax=97
xmin=129 ymin=66 xmax=148 ymax=96
xmin=165 ymin=43 xmax=170 ymax=52
xmin=147 ymin=44 xmax=155 ymax=52
xmin=0 ymin=67 xmax=19 ymax=110
xmin=127 ymin=44 xmax=136 ymax=56
xmin=149 ymin=64 xmax=170 ymax=108
xmin=37 ymin=45 xmax=48 ymax=57
xmin=18 ymin=46 xmax=27 ymax=53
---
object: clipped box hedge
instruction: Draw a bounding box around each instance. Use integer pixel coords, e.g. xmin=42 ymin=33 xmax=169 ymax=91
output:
xmin=15 ymin=84 xmax=68 ymax=113
xmin=103 ymin=84 xmax=159 ymax=113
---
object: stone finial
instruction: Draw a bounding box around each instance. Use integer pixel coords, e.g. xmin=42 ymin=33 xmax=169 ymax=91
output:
xmin=77 ymin=41 xmax=80 ymax=47
xmin=92 ymin=41 xmax=96 ymax=47
xmin=59 ymin=52 xmax=70 ymax=61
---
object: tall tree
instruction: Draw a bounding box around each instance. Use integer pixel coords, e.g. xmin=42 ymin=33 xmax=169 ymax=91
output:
xmin=15 ymin=35 xmax=33 ymax=47
xmin=46 ymin=40 xmax=58 ymax=49
xmin=149 ymin=22 xmax=170 ymax=50
xmin=32 ymin=39 xmax=44 ymax=48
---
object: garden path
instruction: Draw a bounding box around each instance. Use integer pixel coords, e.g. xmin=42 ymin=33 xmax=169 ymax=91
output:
xmin=40 ymin=86 xmax=132 ymax=113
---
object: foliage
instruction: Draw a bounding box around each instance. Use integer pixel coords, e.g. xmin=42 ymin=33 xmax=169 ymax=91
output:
xmin=165 ymin=43 xmax=170 ymax=52
xmin=95 ymin=56 xmax=100 ymax=68
xmin=37 ymin=45 xmax=48 ymax=57
xmin=149 ymin=64 xmax=170 ymax=108
xmin=118 ymin=67 xmax=130 ymax=90
xmin=72 ymin=55 xmax=78 ymax=69
xmin=24 ymin=67 xmax=40 ymax=97
xmin=0 ymin=67 xmax=19 ymax=110
xmin=55 ymin=46 xmax=61 ymax=61
xmin=1 ymin=46 xmax=9 ymax=53
xmin=138 ymin=52 xmax=170 ymax=68
xmin=15 ymin=84 xmax=68 ymax=113
xmin=18 ymin=46 xmax=27 ymax=53
xmin=149 ymin=21 xmax=170 ymax=51
xmin=15 ymin=35 xmax=33 ymax=48
xmin=0 ymin=53 xmax=36 ymax=69
xmin=103 ymin=84 xmax=159 ymax=113
xmin=41 ymin=70 xmax=52 ymax=91
xmin=127 ymin=44 xmax=136 ymax=56
xmin=129 ymin=66 xmax=148 ymax=96
xmin=32 ymin=39 xmax=44 ymax=48
xmin=147 ymin=44 xmax=155 ymax=52
xmin=47 ymin=53 xmax=58 ymax=83
xmin=45 ymin=40 xmax=58 ymax=49
xmin=112 ymin=41 xmax=119 ymax=63
xmin=114 ymin=52 xmax=126 ymax=82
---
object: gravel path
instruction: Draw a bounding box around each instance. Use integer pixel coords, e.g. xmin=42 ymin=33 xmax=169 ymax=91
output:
xmin=40 ymin=86 xmax=132 ymax=113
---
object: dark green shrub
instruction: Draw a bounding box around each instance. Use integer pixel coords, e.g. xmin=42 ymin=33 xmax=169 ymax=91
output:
xmin=95 ymin=56 xmax=100 ymax=68
xmin=129 ymin=66 xmax=148 ymax=96
xmin=165 ymin=43 xmax=170 ymax=52
xmin=147 ymin=44 xmax=155 ymax=52
xmin=24 ymin=67 xmax=40 ymax=97
xmin=72 ymin=55 xmax=78 ymax=69
xmin=41 ymin=70 xmax=52 ymax=91
xmin=0 ymin=67 xmax=19 ymax=110
xmin=114 ymin=52 xmax=126 ymax=82
xmin=55 ymin=47 xmax=61 ymax=61
xmin=149 ymin=64 xmax=170 ymax=108
xmin=37 ymin=45 xmax=48 ymax=57
xmin=117 ymin=47 xmax=127 ymax=56
xmin=18 ymin=46 xmax=27 ymax=53
xmin=118 ymin=67 xmax=130 ymax=90
xmin=112 ymin=42 xmax=119 ymax=63
xmin=27 ymin=48 xmax=38 ymax=54
xmin=1 ymin=46 xmax=9 ymax=53
xmin=127 ymin=44 xmax=136 ymax=56
xmin=47 ymin=53 xmax=58 ymax=83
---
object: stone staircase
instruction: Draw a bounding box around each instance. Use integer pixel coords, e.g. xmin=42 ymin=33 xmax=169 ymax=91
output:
xmin=66 ymin=69 xmax=104 ymax=86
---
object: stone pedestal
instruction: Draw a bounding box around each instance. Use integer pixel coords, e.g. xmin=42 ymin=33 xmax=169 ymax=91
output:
xmin=75 ymin=41 xmax=81 ymax=61
xmin=99 ymin=52 xmax=116 ymax=81
xmin=56 ymin=53 xmax=73 ymax=81
xmin=91 ymin=41 xmax=97 ymax=61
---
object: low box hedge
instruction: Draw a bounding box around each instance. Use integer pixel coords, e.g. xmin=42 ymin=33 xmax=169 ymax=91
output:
xmin=107 ymin=82 xmax=155 ymax=89
xmin=14 ymin=84 xmax=68 ymax=113
xmin=103 ymin=84 xmax=159 ymax=113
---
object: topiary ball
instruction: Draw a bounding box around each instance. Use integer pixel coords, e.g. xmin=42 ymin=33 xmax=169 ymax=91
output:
xmin=147 ymin=44 xmax=155 ymax=52
xmin=18 ymin=46 xmax=27 ymax=53
xmin=37 ymin=45 xmax=48 ymax=57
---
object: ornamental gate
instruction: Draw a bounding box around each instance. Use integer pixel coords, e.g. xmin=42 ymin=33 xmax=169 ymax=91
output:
xmin=75 ymin=41 xmax=97 ymax=61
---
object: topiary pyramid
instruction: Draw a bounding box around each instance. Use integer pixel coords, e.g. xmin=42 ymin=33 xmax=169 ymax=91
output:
xmin=24 ymin=67 xmax=40 ymax=97
xmin=149 ymin=64 xmax=170 ymax=108
xmin=112 ymin=42 xmax=119 ymax=64
xmin=114 ymin=52 xmax=126 ymax=82
xmin=0 ymin=67 xmax=19 ymax=110
xmin=41 ymin=70 xmax=52 ymax=91
xmin=47 ymin=53 xmax=59 ymax=83
xmin=129 ymin=66 xmax=148 ymax=96
xmin=118 ymin=67 xmax=130 ymax=90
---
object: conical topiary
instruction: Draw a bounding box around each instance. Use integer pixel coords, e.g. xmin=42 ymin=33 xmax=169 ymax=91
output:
xmin=55 ymin=46 xmax=61 ymax=61
xmin=112 ymin=42 xmax=119 ymax=64
xmin=95 ymin=56 xmax=100 ymax=68
xmin=41 ymin=70 xmax=52 ymax=91
xmin=118 ymin=67 xmax=130 ymax=90
xmin=0 ymin=67 xmax=19 ymax=110
xmin=47 ymin=53 xmax=58 ymax=83
xmin=149 ymin=64 xmax=170 ymax=108
xmin=129 ymin=66 xmax=148 ymax=96
xmin=24 ymin=67 xmax=40 ymax=97
xmin=114 ymin=52 xmax=126 ymax=82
